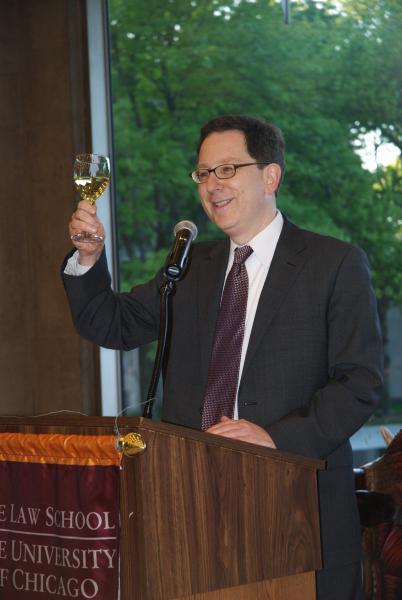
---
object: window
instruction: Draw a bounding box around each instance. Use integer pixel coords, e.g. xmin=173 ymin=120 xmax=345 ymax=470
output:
xmin=108 ymin=0 xmax=402 ymax=462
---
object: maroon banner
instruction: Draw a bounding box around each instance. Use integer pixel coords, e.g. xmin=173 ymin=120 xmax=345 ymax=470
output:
xmin=0 ymin=461 xmax=120 ymax=599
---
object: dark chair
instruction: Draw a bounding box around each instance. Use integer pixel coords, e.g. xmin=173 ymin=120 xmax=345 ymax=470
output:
xmin=354 ymin=429 xmax=402 ymax=599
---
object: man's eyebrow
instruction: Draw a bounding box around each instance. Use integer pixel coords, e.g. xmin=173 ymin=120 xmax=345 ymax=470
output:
xmin=197 ymin=157 xmax=246 ymax=168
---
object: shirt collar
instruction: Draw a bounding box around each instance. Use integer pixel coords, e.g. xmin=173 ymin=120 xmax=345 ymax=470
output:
xmin=230 ymin=211 xmax=284 ymax=267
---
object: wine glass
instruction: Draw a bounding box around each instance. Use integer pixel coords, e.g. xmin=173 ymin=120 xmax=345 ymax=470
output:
xmin=71 ymin=153 xmax=110 ymax=243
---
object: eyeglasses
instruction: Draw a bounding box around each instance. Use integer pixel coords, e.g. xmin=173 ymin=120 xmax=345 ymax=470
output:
xmin=189 ymin=162 xmax=269 ymax=184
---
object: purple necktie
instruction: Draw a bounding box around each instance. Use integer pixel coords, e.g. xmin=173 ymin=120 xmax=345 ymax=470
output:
xmin=201 ymin=245 xmax=253 ymax=431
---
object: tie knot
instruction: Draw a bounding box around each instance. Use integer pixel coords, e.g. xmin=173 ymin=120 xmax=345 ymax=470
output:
xmin=234 ymin=245 xmax=253 ymax=265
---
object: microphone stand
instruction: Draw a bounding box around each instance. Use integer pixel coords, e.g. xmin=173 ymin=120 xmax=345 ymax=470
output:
xmin=142 ymin=275 xmax=175 ymax=419
xmin=142 ymin=221 xmax=197 ymax=419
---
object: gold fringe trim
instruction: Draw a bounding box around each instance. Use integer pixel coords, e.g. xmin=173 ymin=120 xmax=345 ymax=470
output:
xmin=0 ymin=433 xmax=121 ymax=466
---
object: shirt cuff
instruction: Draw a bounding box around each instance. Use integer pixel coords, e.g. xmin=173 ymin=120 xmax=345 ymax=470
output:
xmin=63 ymin=250 xmax=93 ymax=276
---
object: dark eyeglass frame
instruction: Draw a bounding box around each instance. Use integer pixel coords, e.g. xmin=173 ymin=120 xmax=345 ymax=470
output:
xmin=189 ymin=162 xmax=269 ymax=184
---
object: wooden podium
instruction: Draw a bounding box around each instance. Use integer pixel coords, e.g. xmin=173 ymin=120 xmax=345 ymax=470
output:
xmin=0 ymin=416 xmax=323 ymax=600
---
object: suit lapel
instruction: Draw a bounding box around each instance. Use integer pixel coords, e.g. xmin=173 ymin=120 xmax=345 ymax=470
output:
xmin=197 ymin=238 xmax=230 ymax=388
xmin=242 ymin=218 xmax=308 ymax=377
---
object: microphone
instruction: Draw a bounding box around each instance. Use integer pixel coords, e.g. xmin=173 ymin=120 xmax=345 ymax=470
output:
xmin=165 ymin=220 xmax=198 ymax=280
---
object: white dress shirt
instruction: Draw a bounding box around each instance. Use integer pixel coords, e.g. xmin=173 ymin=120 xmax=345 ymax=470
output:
xmin=227 ymin=211 xmax=284 ymax=418
xmin=64 ymin=250 xmax=92 ymax=276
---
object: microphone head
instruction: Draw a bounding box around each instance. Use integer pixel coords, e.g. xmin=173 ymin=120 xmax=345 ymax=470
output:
xmin=173 ymin=220 xmax=198 ymax=240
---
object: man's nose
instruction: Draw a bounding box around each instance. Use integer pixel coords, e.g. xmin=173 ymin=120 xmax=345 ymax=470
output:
xmin=205 ymin=172 xmax=224 ymax=193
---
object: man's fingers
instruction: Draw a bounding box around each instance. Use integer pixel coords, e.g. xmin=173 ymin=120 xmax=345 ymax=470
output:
xmin=207 ymin=420 xmax=239 ymax=435
xmin=69 ymin=209 xmax=100 ymax=236
xmin=77 ymin=200 xmax=97 ymax=213
xmin=206 ymin=418 xmax=276 ymax=449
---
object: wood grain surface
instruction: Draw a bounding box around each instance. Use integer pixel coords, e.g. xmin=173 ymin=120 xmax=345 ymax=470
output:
xmin=0 ymin=416 xmax=322 ymax=599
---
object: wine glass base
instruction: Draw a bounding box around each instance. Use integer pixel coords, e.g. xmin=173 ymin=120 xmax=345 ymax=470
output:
xmin=71 ymin=232 xmax=104 ymax=243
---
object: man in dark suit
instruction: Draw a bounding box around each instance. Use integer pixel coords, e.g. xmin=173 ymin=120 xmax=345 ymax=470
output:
xmin=63 ymin=115 xmax=383 ymax=599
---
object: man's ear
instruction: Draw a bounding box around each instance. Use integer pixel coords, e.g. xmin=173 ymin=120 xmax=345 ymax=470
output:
xmin=263 ymin=163 xmax=282 ymax=195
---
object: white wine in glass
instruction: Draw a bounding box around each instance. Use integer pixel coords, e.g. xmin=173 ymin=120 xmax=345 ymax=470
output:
xmin=71 ymin=153 xmax=110 ymax=243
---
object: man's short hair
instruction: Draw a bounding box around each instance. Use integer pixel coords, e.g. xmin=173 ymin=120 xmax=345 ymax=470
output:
xmin=197 ymin=115 xmax=286 ymax=188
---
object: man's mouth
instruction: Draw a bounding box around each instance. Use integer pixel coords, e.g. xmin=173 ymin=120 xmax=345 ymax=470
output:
xmin=212 ymin=198 xmax=232 ymax=208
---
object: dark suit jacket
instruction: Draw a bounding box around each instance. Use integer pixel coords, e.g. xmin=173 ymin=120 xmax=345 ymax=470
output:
xmin=62 ymin=217 xmax=383 ymax=569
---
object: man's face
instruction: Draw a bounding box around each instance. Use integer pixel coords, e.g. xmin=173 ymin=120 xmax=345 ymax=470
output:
xmin=197 ymin=130 xmax=278 ymax=245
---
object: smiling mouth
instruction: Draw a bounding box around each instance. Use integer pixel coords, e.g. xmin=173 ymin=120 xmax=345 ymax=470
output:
xmin=212 ymin=198 xmax=232 ymax=208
